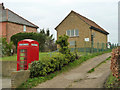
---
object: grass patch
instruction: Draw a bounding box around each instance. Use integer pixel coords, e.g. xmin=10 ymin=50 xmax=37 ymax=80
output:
xmin=1 ymin=49 xmax=112 ymax=61
xmin=87 ymin=56 xmax=111 ymax=73
xmin=18 ymin=51 xmax=111 ymax=88
xmin=87 ymin=68 xmax=95 ymax=73
xmin=1 ymin=52 xmax=59 ymax=61
xmin=1 ymin=54 xmax=17 ymax=61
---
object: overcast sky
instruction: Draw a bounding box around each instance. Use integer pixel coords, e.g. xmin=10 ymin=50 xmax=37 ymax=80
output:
xmin=1 ymin=0 xmax=119 ymax=43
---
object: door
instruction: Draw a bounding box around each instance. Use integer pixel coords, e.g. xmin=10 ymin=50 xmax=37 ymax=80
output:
xmin=19 ymin=49 xmax=27 ymax=70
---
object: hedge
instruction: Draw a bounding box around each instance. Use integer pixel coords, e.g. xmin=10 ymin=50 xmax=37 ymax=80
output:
xmin=30 ymin=53 xmax=76 ymax=78
xmin=11 ymin=32 xmax=46 ymax=52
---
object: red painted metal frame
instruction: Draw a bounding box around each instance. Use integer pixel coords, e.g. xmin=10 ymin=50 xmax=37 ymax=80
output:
xmin=17 ymin=39 xmax=39 ymax=71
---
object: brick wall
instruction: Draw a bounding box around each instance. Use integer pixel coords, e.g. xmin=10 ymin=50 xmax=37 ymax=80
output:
xmin=6 ymin=22 xmax=37 ymax=43
xmin=111 ymin=47 xmax=120 ymax=79
xmin=0 ymin=22 xmax=7 ymax=37
xmin=56 ymin=12 xmax=107 ymax=49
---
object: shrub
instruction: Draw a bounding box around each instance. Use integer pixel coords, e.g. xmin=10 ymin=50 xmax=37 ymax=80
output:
xmin=1 ymin=38 xmax=13 ymax=56
xmin=30 ymin=35 xmax=76 ymax=78
xmin=56 ymin=35 xmax=70 ymax=54
xmin=11 ymin=32 xmax=46 ymax=51
xmin=55 ymin=34 xmax=78 ymax=60
xmin=30 ymin=53 xmax=76 ymax=78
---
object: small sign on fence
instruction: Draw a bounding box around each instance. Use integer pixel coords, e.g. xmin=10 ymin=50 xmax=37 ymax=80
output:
xmin=84 ymin=38 xmax=89 ymax=42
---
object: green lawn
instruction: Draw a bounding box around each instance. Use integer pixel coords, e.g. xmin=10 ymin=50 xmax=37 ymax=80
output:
xmin=1 ymin=49 xmax=112 ymax=61
xmin=1 ymin=52 xmax=60 ymax=61
xmin=1 ymin=54 xmax=17 ymax=61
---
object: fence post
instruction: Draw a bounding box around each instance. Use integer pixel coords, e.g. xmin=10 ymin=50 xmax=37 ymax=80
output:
xmin=74 ymin=41 xmax=78 ymax=58
xmin=84 ymin=41 xmax=86 ymax=54
xmin=91 ymin=41 xmax=94 ymax=53
xmin=102 ymin=43 xmax=104 ymax=52
xmin=106 ymin=43 xmax=108 ymax=51
xmin=97 ymin=42 xmax=99 ymax=52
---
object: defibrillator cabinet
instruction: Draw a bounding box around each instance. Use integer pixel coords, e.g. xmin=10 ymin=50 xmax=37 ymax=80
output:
xmin=17 ymin=39 xmax=39 ymax=71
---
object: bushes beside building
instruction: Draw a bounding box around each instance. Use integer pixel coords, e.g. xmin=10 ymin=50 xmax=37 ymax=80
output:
xmin=30 ymin=35 xmax=76 ymax=78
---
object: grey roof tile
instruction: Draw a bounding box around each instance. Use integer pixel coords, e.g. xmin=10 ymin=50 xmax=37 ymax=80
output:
xmin=0 ymin=5 xmax=39 ymax=28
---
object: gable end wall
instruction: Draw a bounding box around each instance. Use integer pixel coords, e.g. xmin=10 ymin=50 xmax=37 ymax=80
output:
xmin=56 ymin=12 xmax=107 ymax=49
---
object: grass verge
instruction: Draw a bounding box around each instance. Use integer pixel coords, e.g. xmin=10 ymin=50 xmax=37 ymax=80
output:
xmin=104 ymin=73 xmax=120 ymax=88
xmin=87 ymin=56 xmax=111 ymax=73
xmin=18 ymin=50 xmax=111 ymax=88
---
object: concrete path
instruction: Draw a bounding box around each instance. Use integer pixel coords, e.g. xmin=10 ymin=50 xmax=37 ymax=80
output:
xmin=1 ymin=77 xmax=11 ymax=88
xmin=35 ymin=53 xmax=111 ymax=88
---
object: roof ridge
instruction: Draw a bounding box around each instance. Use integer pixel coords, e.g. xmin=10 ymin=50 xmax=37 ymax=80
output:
xmin=71 ymin=10 xmax=92 ymax=23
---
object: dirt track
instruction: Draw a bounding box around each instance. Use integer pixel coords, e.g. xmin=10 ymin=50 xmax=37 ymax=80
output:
xmin=35 ymin=53 xmax=111 ymax=88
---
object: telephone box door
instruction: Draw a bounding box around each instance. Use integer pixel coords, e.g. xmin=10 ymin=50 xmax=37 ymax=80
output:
xmin=18 ymin=49 xmax=28 ymax=70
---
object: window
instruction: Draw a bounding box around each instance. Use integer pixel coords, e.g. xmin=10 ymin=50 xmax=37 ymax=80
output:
xmin=71 ymin=30 xmax=74 ymax=37
xmin=66 ymin=30 xmax=70 ymax=36
xmin=70 ymin=41 xmax=75 ymax=46
xmin=19 ymin=43 xmax=29 ymax=46
xmin=31 ymin=44 xmax=38 ymax=46
xmin=23 ymin=25 xmax=26 ymax=32
xmin=75 ymin=29 xmax=79 ymax=36
xmin=66 ymin=29 xmax=79 ymax=37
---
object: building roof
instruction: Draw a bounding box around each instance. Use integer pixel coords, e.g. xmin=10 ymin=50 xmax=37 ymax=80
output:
xmin=55 ymin=10 xmax=109 ymax=35
xmin=0 ymin=3 xmax=39 ymax=28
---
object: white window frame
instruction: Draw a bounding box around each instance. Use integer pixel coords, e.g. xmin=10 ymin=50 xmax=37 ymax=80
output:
xmin=66 ymin=29 xmax=79 ymax=37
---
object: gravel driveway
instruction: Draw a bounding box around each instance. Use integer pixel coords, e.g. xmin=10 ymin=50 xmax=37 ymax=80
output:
xmin=35 ymin=53 xmax=111 ymax=88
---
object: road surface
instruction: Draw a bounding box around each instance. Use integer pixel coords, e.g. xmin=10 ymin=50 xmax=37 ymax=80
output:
xmin=35 ymin=53 xmax=111 ymax=88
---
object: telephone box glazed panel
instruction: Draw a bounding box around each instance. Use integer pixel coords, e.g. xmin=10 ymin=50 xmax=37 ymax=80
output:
xmin=17 ymin=39 xmax=39 ymax=71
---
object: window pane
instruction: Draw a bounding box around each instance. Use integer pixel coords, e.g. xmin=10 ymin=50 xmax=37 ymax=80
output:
xmin=23 ymin=25 xmax=26 ymax=32
xmin=66 ymin=30 xmax=70 ymax=36
xmin=75 ymin=29 xmax=79 ymax=36
xmin=70 ymin=41 xmax=75 ymax=46
xmin=20 ymin=53 xmax=26 ymax=56
xmin=71 ymin=30 xmax=74 ymax=36
xmin=20 ymin=49 xmax=27 ymax=52
xmin=20 ymin=57 xmax=25 ymax=60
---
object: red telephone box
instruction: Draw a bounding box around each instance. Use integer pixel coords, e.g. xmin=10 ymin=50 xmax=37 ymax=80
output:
xmin=17 ymin=39 xmax=39 ymax=71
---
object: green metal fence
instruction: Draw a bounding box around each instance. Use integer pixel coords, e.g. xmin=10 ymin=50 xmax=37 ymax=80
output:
xmin=70 ymin=42 xmax=118 ymax=53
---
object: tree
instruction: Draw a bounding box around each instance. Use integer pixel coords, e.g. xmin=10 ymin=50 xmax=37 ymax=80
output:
xmin=40 ymin=28 xmax=56 ymax=52
xmin=46 ymin=28 xmax=50 ymax=36
xmin=40 ymin=29 xmax=45 ymax=34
